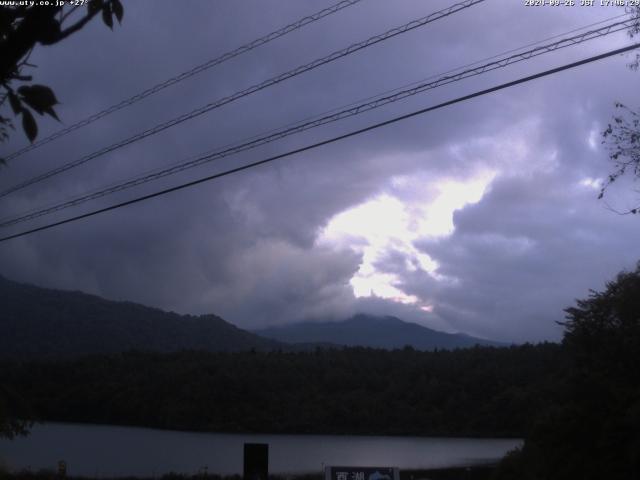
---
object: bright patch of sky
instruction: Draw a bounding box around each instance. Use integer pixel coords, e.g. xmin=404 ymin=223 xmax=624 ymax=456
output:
xmin=580 ymin=176 xmax=601 ymax=190
xmin=588 ymin=127 xmax=599 ymax=151
xmin=318 ymin=171 xmax=494 ymax=307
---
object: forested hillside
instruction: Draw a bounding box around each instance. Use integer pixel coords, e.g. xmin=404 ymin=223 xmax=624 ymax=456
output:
xmin=0 ymin=275 xmax=281 ymax=359
xmin=0 ymin=344 xmax=562 ymax=437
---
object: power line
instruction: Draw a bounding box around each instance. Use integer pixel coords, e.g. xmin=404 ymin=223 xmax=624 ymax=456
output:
xmin=1 ymin=42 xmax=637 ymax=244
xmin=5 ymin=14 xmax=627 ymax=226
xmin=0 ymin=0 xmax=485 ymax=199
xmin=0 ymin=16 xmax=633 ymax=229
xmin=0 ymin=17 xmax=631 ymax=227
xmin=2 ymin=0 xmax=364 ymax=162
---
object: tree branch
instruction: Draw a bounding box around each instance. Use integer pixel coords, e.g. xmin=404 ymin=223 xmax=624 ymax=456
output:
xmin=0 ymin=7 xmax=61 ymax=82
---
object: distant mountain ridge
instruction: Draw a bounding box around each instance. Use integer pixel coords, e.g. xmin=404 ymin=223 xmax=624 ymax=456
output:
xmin=254 ymin=314 xmax=503 ymax=350
xmin=0 ymin=275 xmax=282 ymax=359
xmin=0 ymin=275 xmax=502 ymax=360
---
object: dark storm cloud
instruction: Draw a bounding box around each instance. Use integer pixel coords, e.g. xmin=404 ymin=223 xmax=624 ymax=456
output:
xmin=1 ymin=0 xmax=639 ymax=339
xmin=409 ymin=171 xmax=640 ymax=342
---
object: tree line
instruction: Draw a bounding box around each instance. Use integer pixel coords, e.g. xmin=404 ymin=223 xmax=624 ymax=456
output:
xmin=0 ymin=343 xmax=562 ymax=438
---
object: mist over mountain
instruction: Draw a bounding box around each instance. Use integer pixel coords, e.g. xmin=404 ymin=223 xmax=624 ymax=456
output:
xmin=0 ymin=275 xmax=504 ymax=360
xmin=254 ymin=314 xmax=504 ymax=350
xmin=0 ymin=275 xmax=281 ymax=359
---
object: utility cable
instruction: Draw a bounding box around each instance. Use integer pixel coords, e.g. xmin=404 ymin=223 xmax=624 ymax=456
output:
xmin=8 ymin=13 xmax=630 ymax=225
xmin=2 ymin=0 xmax=364 ymax=162
xmin=1 ymin=42 xmax=638 ymax=244
xmin=0 ymin=0 xmax=485 ymax=198
xmin=0 ymin=17 xmax=632 ymax=229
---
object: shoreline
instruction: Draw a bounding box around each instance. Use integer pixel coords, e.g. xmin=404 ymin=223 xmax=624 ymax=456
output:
xmin=11 ymin=420 xmax=524 ymax=441
xmin=1 ymin=466 xmax=498 ymax=480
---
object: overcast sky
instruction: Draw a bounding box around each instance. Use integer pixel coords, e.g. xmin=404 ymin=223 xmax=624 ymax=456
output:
xmin=1 ymin=0 xmax=639 ymax=342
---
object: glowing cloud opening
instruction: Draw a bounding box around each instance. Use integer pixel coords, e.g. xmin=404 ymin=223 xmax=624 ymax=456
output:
xmin=318 ymin=171 xmax=494 ymax=307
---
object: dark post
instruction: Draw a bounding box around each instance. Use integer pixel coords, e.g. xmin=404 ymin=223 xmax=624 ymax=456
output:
xmin=57 ymin=460 xmax=67 ymax=479
xmin=243 ymin=443 xmax=268 ymax=480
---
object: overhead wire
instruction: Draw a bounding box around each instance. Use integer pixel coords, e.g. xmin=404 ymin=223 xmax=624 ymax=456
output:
xmin=1 ymin=42 xmax=638 ymax=243
xmin=7 ymin=13 xmax=629 ymax=225
xmin=0 ymin=0 xmax=486 ymax=199
xmin=2 ymin=0 xmax=365 ymax=162
xmin=0 ymin=15 xmax=634 ymax=229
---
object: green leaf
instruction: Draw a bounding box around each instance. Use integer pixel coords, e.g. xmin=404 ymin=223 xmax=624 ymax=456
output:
xmin=43 ymin=107 xmax=60 ymax=122
xmin=7 ymin=91 xmax=22 ymax=115
xmin=88 ymin=0 xmax=103 ymax=15
xmin=17 ymin=85 xmax=59 ymax=115
xmin=102 ymin=2 xmax=113 ymax=29
xmin=112 ymin=0 xmax=123 ymax=23
xmin=21 ymin=109 xmax=38 ymax=143
xmin=36 ymin=15 xmax=62 ymax=45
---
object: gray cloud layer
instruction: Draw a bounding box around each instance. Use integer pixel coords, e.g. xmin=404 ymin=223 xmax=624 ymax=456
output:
xmin=1 ymin=0 xmax=639 ymax=342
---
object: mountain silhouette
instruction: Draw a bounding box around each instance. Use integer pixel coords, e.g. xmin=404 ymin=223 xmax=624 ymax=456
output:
xmin=0 ymin=275 xmax=281 ymax=359
xmin=254 ymin=313 xmax=503 ymax=350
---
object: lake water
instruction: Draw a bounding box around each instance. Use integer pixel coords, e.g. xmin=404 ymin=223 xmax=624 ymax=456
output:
xmin=0 ymin=423 xmax=521 ymax=477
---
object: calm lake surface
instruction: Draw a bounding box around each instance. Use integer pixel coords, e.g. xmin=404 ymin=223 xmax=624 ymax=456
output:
xmin=0 ymin=423 xmax=521 ymax=477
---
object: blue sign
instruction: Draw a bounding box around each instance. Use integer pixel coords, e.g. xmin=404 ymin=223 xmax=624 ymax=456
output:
xmin=325 ymin=466 xmax=399 ymax=480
